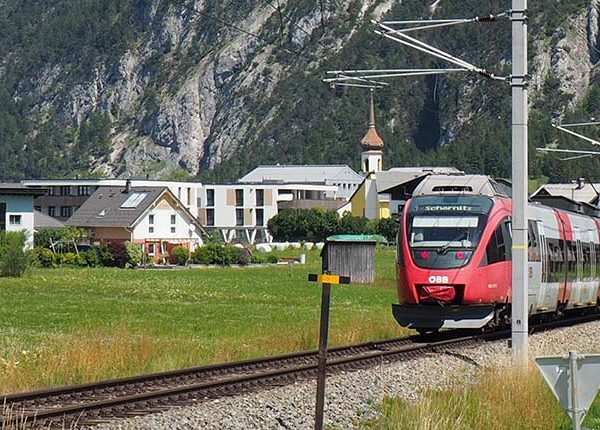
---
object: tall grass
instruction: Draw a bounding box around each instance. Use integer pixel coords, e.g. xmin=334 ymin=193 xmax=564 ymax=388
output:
xmin=358 ymin=365 xmax=572 ymax=430
xmin=0 ymin=249 xmax=406 ymax=393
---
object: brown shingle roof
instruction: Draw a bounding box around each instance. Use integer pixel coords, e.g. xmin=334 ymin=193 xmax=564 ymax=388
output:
xmin=65 ymin=186 xmax=166 ymax=228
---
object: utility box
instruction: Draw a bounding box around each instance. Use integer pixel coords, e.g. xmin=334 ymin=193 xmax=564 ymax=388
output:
xmin=321 ymin=235 xmax=383 ymax=284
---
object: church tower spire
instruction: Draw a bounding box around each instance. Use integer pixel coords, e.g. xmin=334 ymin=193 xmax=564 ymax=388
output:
xmin=361 ymin=89 xmax=384 ymax=173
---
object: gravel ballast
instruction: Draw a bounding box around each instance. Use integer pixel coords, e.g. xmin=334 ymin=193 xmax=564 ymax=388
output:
xmin=91 ymin=321 xmax=600 ymax=430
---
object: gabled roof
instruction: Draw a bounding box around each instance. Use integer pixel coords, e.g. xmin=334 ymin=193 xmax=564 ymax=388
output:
xmin=238 ymin=165 xmax=363 ymax=184
xmin=530 ymin=182 xmax=600 ymax=205
xmin=34 ymin=210 xmax=65 ymax=229
xmin=65 ymin=186 xmax=165 ymax=228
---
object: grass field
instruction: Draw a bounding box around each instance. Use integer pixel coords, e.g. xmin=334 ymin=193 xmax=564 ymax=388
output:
xmin=0 ymin=248 xmax=406 ymax=393
xmin=357 ymin=364 xmax=600 ymax=430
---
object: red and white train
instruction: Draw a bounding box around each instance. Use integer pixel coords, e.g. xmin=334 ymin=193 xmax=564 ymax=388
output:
xmin=393 ymin=175 xmax=600 ymax=333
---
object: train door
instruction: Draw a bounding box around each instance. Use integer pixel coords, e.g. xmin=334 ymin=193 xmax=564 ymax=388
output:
xmin=581 ymin=235 xmax=597 ymax=307
xmin=569 ymin=227 xmax=584 ymax=308
xmin=535 ymin=222 xmax=558 ymax=313
xmin=527 ymin=220 xmax=542 ymax=315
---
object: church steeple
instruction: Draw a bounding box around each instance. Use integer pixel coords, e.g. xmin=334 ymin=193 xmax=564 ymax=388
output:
xmin=361 ymin=89 xmax=383 ymax=173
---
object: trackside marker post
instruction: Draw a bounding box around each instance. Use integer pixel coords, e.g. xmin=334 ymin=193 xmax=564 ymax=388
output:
xmin=308 ymin=272 xmax=350 ymax=430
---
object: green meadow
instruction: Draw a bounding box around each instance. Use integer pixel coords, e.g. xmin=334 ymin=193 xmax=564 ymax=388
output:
xmin=0 ymin=248 xmax=406 ymax=392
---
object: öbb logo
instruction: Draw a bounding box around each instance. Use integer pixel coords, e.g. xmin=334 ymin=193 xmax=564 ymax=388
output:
xmin=428 ymin=275 xmax=449 ymax=284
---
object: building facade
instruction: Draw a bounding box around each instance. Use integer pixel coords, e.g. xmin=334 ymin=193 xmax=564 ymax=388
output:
xmin=65 ymin=185 xmax=205 ymax=261
xmin=22 ymin=179 xmax=202 ymax=221
xmin=197 ymin=183 xmax=338 ymax=243
xmin=0 ymin=184 xmax=47 ymax=249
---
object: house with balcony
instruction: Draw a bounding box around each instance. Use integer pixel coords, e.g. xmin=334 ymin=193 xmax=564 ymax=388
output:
xmin=197 ymin=183 xmax=339 ymax=243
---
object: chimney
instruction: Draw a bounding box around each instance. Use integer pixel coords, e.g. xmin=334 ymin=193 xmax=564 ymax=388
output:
xmin=124 ymin=179 xmax=131 ymax=194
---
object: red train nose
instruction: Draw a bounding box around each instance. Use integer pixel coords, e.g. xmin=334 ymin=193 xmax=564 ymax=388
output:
xmin=419 ymin=285 xmax=456 ymax=303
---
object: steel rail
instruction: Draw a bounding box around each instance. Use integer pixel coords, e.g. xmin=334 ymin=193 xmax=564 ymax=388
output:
xmin=3 ymin=312 xmax=599 ymax=428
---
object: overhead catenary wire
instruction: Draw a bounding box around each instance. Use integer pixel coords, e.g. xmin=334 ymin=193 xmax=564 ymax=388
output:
xmin=381 ymin=11 xmax=508 ymax=33
xmin=373 ymin=20 xmax=506 ymax=81
xmin=551 ymin=123 xmax=600 ymax=146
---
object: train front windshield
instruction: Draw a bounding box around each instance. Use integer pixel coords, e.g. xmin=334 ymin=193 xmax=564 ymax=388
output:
xmin=406 ymin=196 xmax=494 ymax=269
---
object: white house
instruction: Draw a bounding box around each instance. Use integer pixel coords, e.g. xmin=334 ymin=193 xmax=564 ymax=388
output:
xmin=0 ymin=184 xmax=47 ymax=249
xmin=65 ymin=184 xmax=206 ymax=262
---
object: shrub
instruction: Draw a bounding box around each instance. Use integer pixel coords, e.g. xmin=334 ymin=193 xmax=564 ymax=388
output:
xmin=192 ymin=244 xmax=223 ymax=265
xmin=0 ymin=231 xmax=29 ymax=277
xmin=106 ymin=242 xmax=127 ymax=268
xmin=80 ymin=248 xmax=99 ymax=267
xmin=266 ymin=254 xmax=279 ymax=264
xmin=60 ymin=252 xmax=85 ymax=266
xmin=96 ymin=244 xmax=114 ymax=267
xmin=124 ymin=242 xmax=142 ymax=268
xmin=32 ymin=246 xmax=56 ymax=268
xmin=238 ymin=248 xmax=252 ymax=265
xmin=222 ymin=245 xmax=241 ymax=265
xmin=250 ymin=252 xmax=267 ymax=264
xmin=145 ymin=255 xmax=156 ymax=266
xmin=171 ymin=246 xmax=189 ymax=266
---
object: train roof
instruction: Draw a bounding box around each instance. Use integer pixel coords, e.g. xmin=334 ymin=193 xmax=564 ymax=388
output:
xmin=412 ymin=175 xmax=511 ymax=198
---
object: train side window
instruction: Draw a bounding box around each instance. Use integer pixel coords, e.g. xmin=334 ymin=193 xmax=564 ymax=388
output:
xmin=528 ymin=221 xmax=541 ymax=262
xmin=484 ymin=223 xmax=507 ymax=265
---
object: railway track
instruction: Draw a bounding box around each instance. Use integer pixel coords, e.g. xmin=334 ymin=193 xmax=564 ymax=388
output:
xmin=3 ymin=313 xmax=599 ymax=429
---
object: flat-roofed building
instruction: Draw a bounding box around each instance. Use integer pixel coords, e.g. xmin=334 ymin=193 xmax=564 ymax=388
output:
xmin=238 ymin=164 xmax=363 ymax=200
xmin=21 ymin=179 xmax=202 ymax=221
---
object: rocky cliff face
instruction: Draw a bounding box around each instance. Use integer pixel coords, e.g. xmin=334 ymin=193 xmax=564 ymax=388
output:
xmin=0 ymin=0 xmax=598 ymax=180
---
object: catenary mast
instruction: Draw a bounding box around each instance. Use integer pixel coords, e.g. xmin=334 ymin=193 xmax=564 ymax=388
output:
xmin=511 ymin=0 xmax=529 ymax=365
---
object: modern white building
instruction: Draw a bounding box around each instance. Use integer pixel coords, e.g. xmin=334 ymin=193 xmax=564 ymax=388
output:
xmin=238 ymin=165 xmax=363 ymax=200
xmin=21 ymin=179 xmax=202 ymax=221
xmin=0 ymin=184 xmax=47 ymax=249
xmin=197 ymin=183 xmax=339 ymax=243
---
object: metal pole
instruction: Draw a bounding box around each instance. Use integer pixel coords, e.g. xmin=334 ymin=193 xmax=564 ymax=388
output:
xmin=314 ymin=281 xmax=331 ymax=430
xmin=569 ymin=350 xmax=581 ymax=430
xmin=511 ymin=0 xmax=529 ymax=365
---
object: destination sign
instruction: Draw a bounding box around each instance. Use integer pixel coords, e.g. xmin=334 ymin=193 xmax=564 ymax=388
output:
xmin=422 ymin=205 xmax=476 ymax=212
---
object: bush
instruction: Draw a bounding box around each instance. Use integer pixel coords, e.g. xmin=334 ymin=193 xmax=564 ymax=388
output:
xmin=124 ymin=242 xmax=142 ymax=268
xmin=106 ymin=242 xmax=127 ymax=268
xmin=222 ymin=245 xmax=241 ymax=265
xmin=60 ymin=252 xmax=85 ymax=266
xmin=32 ymin=246 xmax=57 ymax=268
xmin=250 ymin=252 xmax=267 ymax=264
xmin=81 ymin=247 xmax=101 ymax=267
xmin=171 ymin=246 xmax=189 ymax=266
xmin=192 ymin=244 xmax=223 ymax=265
xmin=266 ymin=254 xmax=278 ymax=264
xmin=0 ymin=231 xmax=29 ymax=277
xmin=238 ymin=248 xmax=251 ymax=265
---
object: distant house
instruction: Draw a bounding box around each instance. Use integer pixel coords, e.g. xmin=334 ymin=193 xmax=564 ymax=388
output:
xmin=530 ymin=180 xmax=600 ymax=206
xmin=0 ymin=184 xmax=47 ymax=249
xmin=65 ymin=184 xmax=206 ymax=260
